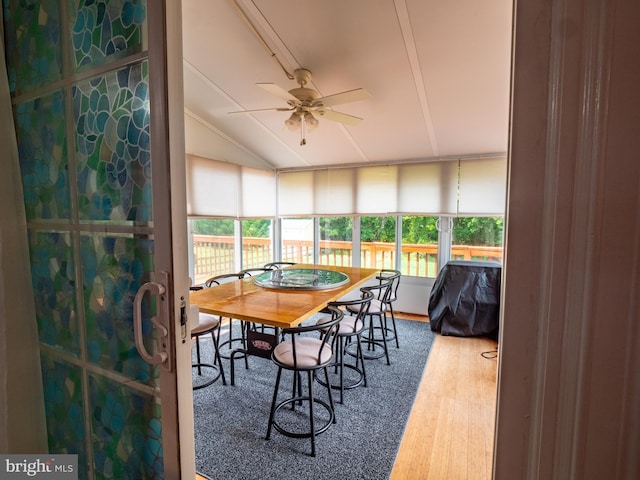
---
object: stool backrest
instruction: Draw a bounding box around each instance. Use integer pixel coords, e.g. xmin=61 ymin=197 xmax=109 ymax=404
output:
xmin=362 ymin=279 xmax=394 ymax=305
xmin=328 ymin=289 xmax=374 ymax=334
xmin=377 ymin=269 xmax=401 ymax=303
xmin=204 ymin=272 xmax=242 ymax=288
xmin=277 ymin=305 xmax=343 ymax=370
xmin=263 ymin=262 xmax=297 ymax=270
xmin=239 ymin=267 xmax=271 ymax=277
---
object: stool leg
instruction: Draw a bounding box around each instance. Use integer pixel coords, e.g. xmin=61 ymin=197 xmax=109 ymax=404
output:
xmin=266 ymin=367 xmax=283 ymax=440
xmin=338 ymin=337 xmax=345 ymax=404
xmin=307 ymin=370 xmax=316 ymax=457
xmin=290 ymin=371 xmax=297 ymax=410
xmin=211 ymin=329 xmax=226 ymax=386
xmin=356 ymin=334 xmax=368 ymax=387
xmin=294 ymin=371 xmax=303 ymax=407
xmin=240 ymin=320 xmax=249 ymax=369
xmin=367 ymin=317 xmax=376 ymax=353
xmin=221 ymin=318 xmax=249 ymax=370
xmin=323 ymin=366 xmax=336 ymax=424
xmin=195 ymin=336 xmax=202 ymax=375
xmin=379 ymin=313 xmax=391 ymax=365
xmin=389 ymin=304 xmax=399 ymax=348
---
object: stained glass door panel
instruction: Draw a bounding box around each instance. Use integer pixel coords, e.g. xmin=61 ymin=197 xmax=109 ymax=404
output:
xmin=4 ymin=1 xmax=186 ymax=478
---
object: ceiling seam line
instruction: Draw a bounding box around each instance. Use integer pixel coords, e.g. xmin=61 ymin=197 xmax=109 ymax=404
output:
xmin=394 ymin=0 xmax=439 ymax=156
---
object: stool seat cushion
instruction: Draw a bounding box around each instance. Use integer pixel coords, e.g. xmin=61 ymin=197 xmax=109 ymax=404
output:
xmin=273 ymin=337 xmax=333 ymax=368
xmin=347 ymin=299 xmax=387 ymax=315
xmin=316 ymin=314 xmax=363 ymax=335
xmin=192 ymin=313 xmax=221 ymax=335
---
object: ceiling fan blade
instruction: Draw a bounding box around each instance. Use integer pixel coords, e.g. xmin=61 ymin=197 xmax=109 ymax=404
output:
xmin=228 ymin=107 xmax=293 ymax=114
xmin=314 ymin=108 xmax=363 ymax=126
xmin=257 ymin=83 xmax=299 ymax=103
xmin=313 ymin=88 xmax=371 ymax=108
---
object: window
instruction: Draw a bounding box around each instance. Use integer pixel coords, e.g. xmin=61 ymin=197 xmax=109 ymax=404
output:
xmin=401 ymin=216 xmax=439 ymax=277
xmin=188 ymin=159 xmax=507 ymax=282
xmin=451 ymin=216 xmax=504 ymax=263
xmin=318 ymin=217 xmax=352 ymax=266
xmin=281 ymin=218 xmax=314 ymax=263
xmin=241 ymin=219 xmax=273 ymax=269
xmin=360 ymin=216 xmax=396 ymax=269
xmin=190 ymin=218 xmax=235 ymax=283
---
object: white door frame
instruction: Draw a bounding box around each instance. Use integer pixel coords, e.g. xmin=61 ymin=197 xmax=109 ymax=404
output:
xmin=148 ymin=2 xmax=194 ymax=477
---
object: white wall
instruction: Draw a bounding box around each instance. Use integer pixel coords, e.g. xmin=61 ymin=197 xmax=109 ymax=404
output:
xmin=394 ymin=276 xmax=435 ymax=316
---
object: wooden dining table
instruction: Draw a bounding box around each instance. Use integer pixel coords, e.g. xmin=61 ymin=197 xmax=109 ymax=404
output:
xmin=189 ymin=264 xmax=380 ymax=384
xmin=189 ymin=264 xmax=380 ymax=329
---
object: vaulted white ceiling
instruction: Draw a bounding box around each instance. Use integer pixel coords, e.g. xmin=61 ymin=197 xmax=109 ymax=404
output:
xmin=182 ymin=0 xmax=513 ymax=171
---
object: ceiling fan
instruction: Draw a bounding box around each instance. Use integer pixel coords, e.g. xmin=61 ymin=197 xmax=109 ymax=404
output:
xmin=230 ymin=68 xmax=370 ymax=145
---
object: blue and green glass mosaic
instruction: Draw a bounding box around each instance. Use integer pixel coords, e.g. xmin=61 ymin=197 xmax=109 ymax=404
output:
xmin=40 ymin=353 xmax=88 ymax=480
xmin=14 ymin=90 xmax=71 ymax=221
xmin=2 ymin=0 xmax=63 ymax=95
xmin=69 ymin=0 xmax=147 ymax=72
xmin=29 ymin=230 xmax=79 ymax=355
xmin=73 ymin=62 xmax=152 ymax=224
xmin=89 ymin=373 xmax=163 ymax=480
xmin=81 ymin=234 xmax=157 ymax=385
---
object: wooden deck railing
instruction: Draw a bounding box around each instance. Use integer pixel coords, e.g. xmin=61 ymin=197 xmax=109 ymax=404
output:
xmin=192 ymin=235 xmax=503 ymax=283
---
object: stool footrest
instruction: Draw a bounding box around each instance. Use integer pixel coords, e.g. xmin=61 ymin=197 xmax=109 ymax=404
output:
xmin=345 ymin=340 xmax=387 ymax=360
xmin=316 ymin=363 xmax=365 ymax=391
xmin=270 ymin=397 xmax=335 ymax=439
xmin=192 ymin=363 xmax=222 ymax=389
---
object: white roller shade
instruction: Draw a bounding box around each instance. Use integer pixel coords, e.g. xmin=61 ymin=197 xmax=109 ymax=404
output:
xmin=356 ymin=165 xmax=398 ymax=214
xmin=396 ymin=161 xmax=458 ymax=215
xmin=186 ymin=155 xmax=239 ymax=217
xmin=314 ymin=168 xmax=355 ymax=215
xmin=255 ymin=157 xmax=507 ymax=218
xmin=458 ymin=157 xmax=507 ymax=215
xmin=186 ymin=155 xmax=276 ymax=218
xmin=241 ymin=166 xmax=276 ymax=217
xmin=278 ymin=170 xmax=314 ymax=216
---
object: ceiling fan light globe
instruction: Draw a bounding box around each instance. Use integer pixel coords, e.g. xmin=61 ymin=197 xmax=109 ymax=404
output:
xmin=284 ymin=112 xmax=301 ymax=130
xmin=304 ymin=111 xmax=319 ymax=131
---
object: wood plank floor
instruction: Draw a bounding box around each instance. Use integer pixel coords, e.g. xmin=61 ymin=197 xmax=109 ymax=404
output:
xmin=390 ymin=313 xmax=498 ymax=479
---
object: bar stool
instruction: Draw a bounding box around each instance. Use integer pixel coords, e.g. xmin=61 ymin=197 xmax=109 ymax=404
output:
xmin=191 ymin=311 xmax=226 ymax=389
xmin=228 ymin=268 xmax=292 ymax=385
xmin=376 ymin=269 xmax=402 ymax=348
xmin=240 ymin=267 xmax=277 ymax=336
xmin=266 ymin=306 xmax=343 ymax=457
xmin=203 ymin=273 xmax=248 ymax=367
xmin=315 ymin=290 xmax=374 ymax=404
xmin=346 ymin=279 xmax=394 ymax=365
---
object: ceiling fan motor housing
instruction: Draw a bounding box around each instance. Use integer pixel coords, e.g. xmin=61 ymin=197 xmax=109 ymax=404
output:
xmin=288 ymin=68 xmax=319 ymax=103
xmin=293 ymin=68 xmax=313 ymax=86
xmin=288 ymin=87 xmax=319 ymax=102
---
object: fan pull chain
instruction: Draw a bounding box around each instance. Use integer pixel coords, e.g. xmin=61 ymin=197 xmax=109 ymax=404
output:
xmin=300 ymin=113 xmax=307 ymax=146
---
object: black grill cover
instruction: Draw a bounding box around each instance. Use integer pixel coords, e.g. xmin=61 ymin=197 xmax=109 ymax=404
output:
xmin=428 ymin=261 xmax=501 ymax=339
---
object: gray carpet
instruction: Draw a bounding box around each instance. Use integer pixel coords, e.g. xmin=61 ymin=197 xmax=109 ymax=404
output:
xmin=192 ymin=317 xmax=434 ymax=480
